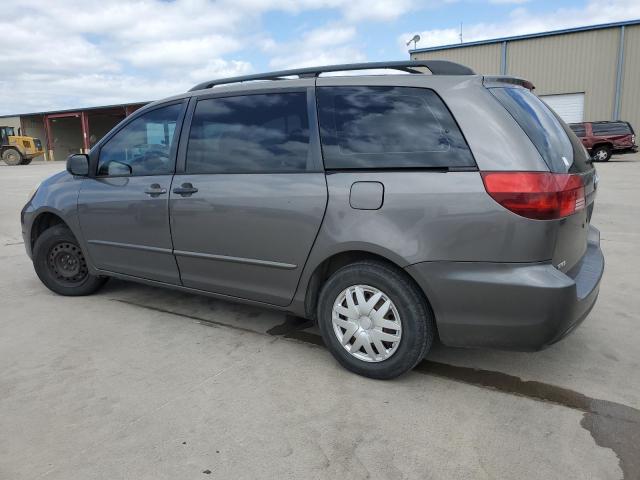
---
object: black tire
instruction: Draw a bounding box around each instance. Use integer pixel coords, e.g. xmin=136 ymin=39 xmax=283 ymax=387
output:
xmin=2 ymin=148 xmax=22 ymax=166
xmin=317 ymin=260 xmax=434 ymax=379
xmin=591 ymin=145 xmax=612 ymax=162
xmin=33 ymin=225 xmax=107 ymax=296
xmin=20 ymin=157 xmax=33 ymax=165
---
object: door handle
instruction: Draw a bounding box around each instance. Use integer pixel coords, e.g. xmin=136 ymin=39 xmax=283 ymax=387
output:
xmin=144 ymin=183 xmax=167 ymax=197
xmin=173 ymin=183 xmax=198 ymax=197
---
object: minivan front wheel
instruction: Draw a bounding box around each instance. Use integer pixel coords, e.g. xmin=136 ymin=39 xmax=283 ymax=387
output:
xmin=317 ymin=261 xmax=434 ymax=379
xmin=33 ymin=225 xmax=107 ymax=296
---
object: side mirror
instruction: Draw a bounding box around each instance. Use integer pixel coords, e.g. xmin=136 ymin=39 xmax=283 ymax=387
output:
xmin=67 ymin=154 xmax=89 ymax=176
xmin=107 ymin=161 xmax=133 ymax=176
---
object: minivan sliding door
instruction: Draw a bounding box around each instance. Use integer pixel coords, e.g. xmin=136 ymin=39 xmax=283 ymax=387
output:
xmin=169 ymin=88 xmax=327 ymax=306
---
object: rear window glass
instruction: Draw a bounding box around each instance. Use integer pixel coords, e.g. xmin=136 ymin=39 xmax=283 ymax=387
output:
xmin=591 ymin=122 xmax=631 ymax=135
xmin=569 ymin=124 xmax=586 ymax=137
xmin=317 ymin=86 xmax=475 ymax=170
xmin=490 ymin=87 xmax=581 ymax=173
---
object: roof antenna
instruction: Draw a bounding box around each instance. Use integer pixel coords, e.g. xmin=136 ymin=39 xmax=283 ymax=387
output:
xmin=459 ymin=22 xmax=463 ymax=43
xmin=406 ymin=34 xmax=421 ymax=51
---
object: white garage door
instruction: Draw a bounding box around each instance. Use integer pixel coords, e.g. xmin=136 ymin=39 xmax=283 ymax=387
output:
xmin=539 ymin=93 xmax=585 ymax=124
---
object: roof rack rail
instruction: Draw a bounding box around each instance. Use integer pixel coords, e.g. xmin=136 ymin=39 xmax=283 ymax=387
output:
xmin=188 ymin=60 xmax=475 ymax=92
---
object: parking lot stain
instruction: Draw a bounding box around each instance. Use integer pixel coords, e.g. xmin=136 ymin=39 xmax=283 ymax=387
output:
xmin=415 ymin=362 xmax=640 ymax=479
xmin=112 ymin=298 xmax=639 ymax=478
xmin=266 ymin=315 xmax=314 ymax=336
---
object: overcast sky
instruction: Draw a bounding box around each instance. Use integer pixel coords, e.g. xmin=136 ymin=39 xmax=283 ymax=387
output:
xmin=1 ymin=0 xmax=638 ymax=115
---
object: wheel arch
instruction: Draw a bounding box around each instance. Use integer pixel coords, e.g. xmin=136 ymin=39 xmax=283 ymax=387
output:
xmin=301 ymin=248 xmax=435 ymax=326
xmin=30 ymin=211 xmax=69 ymax=252
xmin=591 ymin=142 xmax=613 ymax=151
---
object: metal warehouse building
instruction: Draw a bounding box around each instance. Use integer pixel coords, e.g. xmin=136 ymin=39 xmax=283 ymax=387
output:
xmin=410 ymin=19 xmax=640 ymax=130
xmin=0 ymin=102 xmax=147 ymax=162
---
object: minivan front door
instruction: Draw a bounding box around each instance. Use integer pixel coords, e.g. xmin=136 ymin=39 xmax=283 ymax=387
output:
xmin=78 ymin=101 xmax=185 ymax=284
xmin=170 ymin=90 xmax=327 ymax=306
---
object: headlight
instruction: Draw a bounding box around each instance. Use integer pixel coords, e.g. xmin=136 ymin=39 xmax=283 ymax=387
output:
xmin=27 ymin=182 xmax=41 ymax=202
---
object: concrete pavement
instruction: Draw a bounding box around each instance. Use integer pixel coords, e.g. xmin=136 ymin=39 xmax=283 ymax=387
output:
xmin=1 ymin=156 xmax=638 ymax=479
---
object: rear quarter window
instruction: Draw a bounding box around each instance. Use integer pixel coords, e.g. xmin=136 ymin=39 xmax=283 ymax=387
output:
xmin=490 ymin=86 xmax=591 ymax=173
xmin=316 ymin=86 xmax=475 ymax=170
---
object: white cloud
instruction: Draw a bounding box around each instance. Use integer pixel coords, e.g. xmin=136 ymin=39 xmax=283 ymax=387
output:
xmin=266 ymin=24 xmax=365 ymax=69
xmin=339 ymin=0 xmax=414 ymax=21
xmin=0 ymin=0 xmax=422 ymax=114
xmin=231 ymin=0 xmax=415 ymax=21
xmin=0 ymin=0 xmax=262 ymax=114
xmin=2 ymin=0 xmax=639 ymax=115
xmin=400 ymin=0 xmax=640 ymax=51
xmin=119 ymin=35 xmax=242 ymax=69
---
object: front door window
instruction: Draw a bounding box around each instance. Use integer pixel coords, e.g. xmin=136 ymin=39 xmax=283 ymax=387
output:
xmin=97 ymin=103 xmax=182 ymax=176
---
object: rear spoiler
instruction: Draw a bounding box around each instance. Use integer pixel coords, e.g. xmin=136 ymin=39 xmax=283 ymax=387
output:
xmin=483 ymin=76 xmax=535 ymax=91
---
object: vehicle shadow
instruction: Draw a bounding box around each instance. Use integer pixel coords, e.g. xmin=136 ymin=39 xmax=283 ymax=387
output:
xmin=98 ymin=277 xmax=594 ymax=385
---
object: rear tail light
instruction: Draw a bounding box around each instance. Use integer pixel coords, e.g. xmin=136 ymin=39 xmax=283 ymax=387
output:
xmin=481 ymin=172 xmax=585 ymax=220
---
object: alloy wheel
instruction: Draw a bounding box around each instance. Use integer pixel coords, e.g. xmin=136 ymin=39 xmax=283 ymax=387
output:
xmin=594 ymin=149 xmax=608 ymax=161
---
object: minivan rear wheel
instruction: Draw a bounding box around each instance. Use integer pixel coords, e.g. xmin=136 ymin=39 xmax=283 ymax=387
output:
xmin=33 ymin=225 xmax=107 ymax=296
xmin=317 ymin=261 xmax=434 ymax=379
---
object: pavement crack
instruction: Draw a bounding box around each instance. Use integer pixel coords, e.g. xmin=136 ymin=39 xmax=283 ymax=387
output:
xmin=112 ymin=298 xmax=261 ymax=335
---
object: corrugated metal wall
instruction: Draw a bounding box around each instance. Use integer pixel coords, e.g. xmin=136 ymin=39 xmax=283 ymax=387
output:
xmin=22 ymin=116 xmax=50 ymax=160
xmin=411 ymin=44 xmax=502 ymax=75
xmin=507 ymin=29 xmax=619 ymax=123
xmin=0 ymin=116 xmax=22 ymax=131
xmin=620 ymin=25 xmax=640 ymax=132
xmin=410 ymin=24 xmax=640 ymax=131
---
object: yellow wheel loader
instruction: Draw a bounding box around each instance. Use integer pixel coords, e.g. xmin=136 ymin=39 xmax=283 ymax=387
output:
xmin=1 ymin=126 xmax=45 ymax=166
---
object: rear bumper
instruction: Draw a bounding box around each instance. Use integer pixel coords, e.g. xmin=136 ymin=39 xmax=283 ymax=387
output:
xmin=406 ymin=226 xmax=604 ymax=351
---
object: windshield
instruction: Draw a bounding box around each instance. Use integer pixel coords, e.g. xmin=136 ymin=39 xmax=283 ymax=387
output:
xmin=490 ymin=86 xmax=591 ymax=173
xmin=5 ymin=127 xmax=15 ymax=136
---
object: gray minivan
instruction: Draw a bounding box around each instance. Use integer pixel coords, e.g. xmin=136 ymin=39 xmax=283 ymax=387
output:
xmin=21 ymin=61 xmax=604 ymax=379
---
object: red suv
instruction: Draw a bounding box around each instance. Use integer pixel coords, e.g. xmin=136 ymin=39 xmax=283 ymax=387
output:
xmin=569 ymin=121 xmax=637 ymax=161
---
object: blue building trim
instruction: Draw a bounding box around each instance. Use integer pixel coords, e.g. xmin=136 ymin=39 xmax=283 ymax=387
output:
xmin=500 ymin=41 xmax=508 ymax=75
xmin=409 ymin=19 xmax=640 ymax=54
xmin=613 ymin=26 xmax=626 ymax=120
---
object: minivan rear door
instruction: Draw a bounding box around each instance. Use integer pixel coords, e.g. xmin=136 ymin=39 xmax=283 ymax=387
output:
xmin=489 ymin=85 xmax=596 ymax=272
xmin=169 ymin=86 xmax=327 ymax=306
